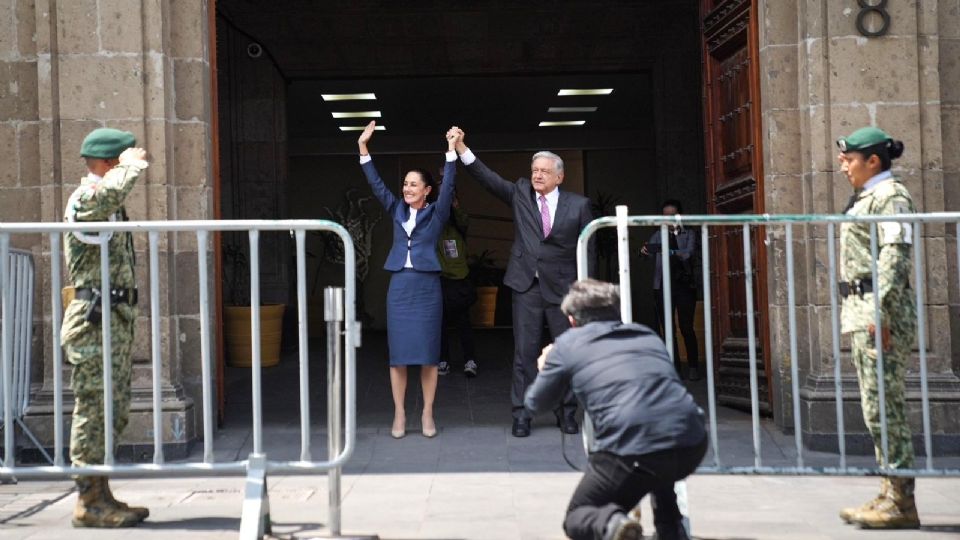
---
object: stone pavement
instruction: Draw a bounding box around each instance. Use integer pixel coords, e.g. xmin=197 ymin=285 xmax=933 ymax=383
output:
xmin=1 ymin=330 xmax=958 ymax=538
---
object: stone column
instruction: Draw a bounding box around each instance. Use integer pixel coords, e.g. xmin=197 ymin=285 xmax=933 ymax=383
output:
xmin=18 ymin=0 xmax=216 ymax=459
xmin=759 ymin=0 xmax=960 ymax=454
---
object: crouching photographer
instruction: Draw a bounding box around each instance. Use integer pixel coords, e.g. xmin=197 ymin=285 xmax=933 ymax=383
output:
xmin=524 ymin=279 xmax=707 ymax=540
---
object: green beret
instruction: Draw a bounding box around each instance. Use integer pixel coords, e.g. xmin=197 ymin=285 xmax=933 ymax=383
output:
xmin=80 ymin=128 xmax=136 ymax=159
xmin=837 ymin=126 xmax=891 ymax=153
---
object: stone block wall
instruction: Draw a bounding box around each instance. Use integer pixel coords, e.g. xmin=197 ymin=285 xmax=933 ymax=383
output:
xmin=759 ymin=0 xmax=960 ymax=453
xmin=1 ymin=0 xmax=216 ymax=459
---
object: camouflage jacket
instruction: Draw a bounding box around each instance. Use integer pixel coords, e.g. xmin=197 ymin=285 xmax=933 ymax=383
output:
xmin=840 ymin=173 xmax=916 ymax=333
xmin=63 ymin=160 xmax=148 ymax=290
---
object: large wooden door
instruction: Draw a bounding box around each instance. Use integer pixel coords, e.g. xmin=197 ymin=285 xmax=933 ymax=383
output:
xmin=700 ymin=0 xmax=772 ymax=412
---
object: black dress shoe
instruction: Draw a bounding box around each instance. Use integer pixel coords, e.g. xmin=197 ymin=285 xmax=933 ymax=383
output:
xmin=511 ymin=418 xmax=531 ymax=437
xmin=556 ymin=413 xmax=579 ymax=435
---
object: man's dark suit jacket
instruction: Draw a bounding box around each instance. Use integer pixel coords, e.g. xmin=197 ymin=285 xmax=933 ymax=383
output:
xmin=464 ymin=156 xmax=594 ymax=303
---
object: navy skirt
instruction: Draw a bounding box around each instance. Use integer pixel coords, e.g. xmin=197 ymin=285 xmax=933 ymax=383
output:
xmin=386 ymin=269 xmax=442 ymax=366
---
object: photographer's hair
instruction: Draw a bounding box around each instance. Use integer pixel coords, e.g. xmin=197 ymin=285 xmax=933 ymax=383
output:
xmin=858 ymin=139 xmax=905 ymax=171
xmin=531 ymin=151 xmax=564 ymax=172
xmin=662 ymin=199 xmax=683 ymax=213
xmin=560 ymin=279 xmax=622 ymax=326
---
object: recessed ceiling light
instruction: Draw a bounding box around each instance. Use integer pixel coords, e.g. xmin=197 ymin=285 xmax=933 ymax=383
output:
xmin=547 ymin=106 xmax=598 ymax=113
xmin=557 ymin=89 xmax=614 ymax=96
xmin=539 ymin=121 xmax=586 ymax=127
xmin=331 ymin=111 xmax=382 ymax=118
xmin=322 ymin=93 xmax=377 ymax=101
xmin=339 ymin=125 xmax=386 ymax=131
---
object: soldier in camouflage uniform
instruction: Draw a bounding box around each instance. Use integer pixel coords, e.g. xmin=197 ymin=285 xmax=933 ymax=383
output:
xmin=836 ymin=126 xmax=919 ymax=529
xmin=61 ymin=128 xmax=149 ymax=528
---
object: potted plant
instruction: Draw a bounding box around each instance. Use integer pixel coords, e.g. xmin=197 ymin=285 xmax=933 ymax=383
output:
xmin=468 ymin=249 xmax=500 ymax=327
xmin=222 ymin=237 xmax=285 ymax=368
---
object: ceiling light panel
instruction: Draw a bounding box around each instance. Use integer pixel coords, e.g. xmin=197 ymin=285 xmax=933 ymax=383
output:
xmin=538 ymin=121 xmax=586 ymax=127
xmin=547 ymin=106 xmax=598 ymax=113
xmin=557 ymin=89 xmax=614 ymax=96
xmin=331 ymin=111 xmax=382 ymax=118
xmin=339 ymin=125 xmax=386 ymax=131
xmin=321 ymin=93 xmax=377 ymax=101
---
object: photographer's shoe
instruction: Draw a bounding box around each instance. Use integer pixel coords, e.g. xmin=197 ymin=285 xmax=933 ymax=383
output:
xmin=463 ymin=359 xmax=478 ymax=378
xmin=511 ymin=418 xmax=531 ymax=437
xmin=438 ymin=361 xmax=450 ymax=376
xmin=603 ymin=512 xmax=643 ymax=540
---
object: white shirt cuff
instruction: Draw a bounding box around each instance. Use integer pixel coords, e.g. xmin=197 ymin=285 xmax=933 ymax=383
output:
xmin=445 ymin=150 xmax=457 ymax=162
xmin=459 ymin=148 xmax=476 ymax=165
xmin=359 ymin=155 xmax=372 ymax=164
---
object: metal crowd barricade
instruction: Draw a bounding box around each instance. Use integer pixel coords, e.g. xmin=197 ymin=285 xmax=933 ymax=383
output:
xmin=0 ymin=248 xmax=52 ymax=465
xmin=0 ymin=220 xmax=362 ymax=540
xmin=577 ymin=207 xmax=960 ymax=478
xmin=577 ymin=207 xmax=960 ymax=535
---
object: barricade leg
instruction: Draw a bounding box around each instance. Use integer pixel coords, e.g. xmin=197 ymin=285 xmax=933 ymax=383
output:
xmin=239 ymin=453 xmax=271 ymax=539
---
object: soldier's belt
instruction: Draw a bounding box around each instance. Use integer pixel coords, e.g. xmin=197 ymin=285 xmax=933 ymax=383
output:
xmin=61 ymin=286 xmax=138 ymax=306
xmin=838 ymin=279 xmax=873 ymax=299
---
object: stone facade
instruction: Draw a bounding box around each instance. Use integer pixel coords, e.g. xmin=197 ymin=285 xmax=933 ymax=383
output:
xmin=759 ymin=0 xmax=960 ymax=452
xmin=0 ymin=0 xmax=957 ymax=460
xmin=1 ymin=0 xmax=216 ymax=458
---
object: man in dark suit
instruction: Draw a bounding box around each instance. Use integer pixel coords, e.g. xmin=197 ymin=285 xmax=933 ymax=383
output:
xmin=451 ymin=126 xmax=594 ymax=437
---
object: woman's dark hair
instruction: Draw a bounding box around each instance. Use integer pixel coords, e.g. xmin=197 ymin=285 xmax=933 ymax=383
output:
xmin=407 ymin=168 xmax=436 ymax=202
xmin=859 ymin=139 xmax=905 ymax=171
xmin=662 ymin=199 xmax=683 ymax=213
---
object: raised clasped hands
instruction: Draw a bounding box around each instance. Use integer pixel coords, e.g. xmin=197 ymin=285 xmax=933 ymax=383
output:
xmin=445 ymin=126 xmax=459 ymax=152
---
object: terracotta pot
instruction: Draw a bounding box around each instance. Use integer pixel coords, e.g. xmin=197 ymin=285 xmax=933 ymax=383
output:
xmin=224 ymin=304 xmax=285 ymax=368
xmin=470 ymin=286 xmax=498 ymax=328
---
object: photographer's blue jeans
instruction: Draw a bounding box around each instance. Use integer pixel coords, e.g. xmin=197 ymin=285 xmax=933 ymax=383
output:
xmin=563 ymin=438 xmax=707 ymax=540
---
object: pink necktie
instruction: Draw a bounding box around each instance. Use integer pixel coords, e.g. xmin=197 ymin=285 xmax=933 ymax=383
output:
xmin=539 ymin=195 xmax=551 ymax=238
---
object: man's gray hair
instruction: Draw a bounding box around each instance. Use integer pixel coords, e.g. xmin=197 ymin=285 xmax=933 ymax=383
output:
xmin=531 ymin=150 xmax=564 ymax=172
xmin=560 ymin=279 xmax=621 ymax=326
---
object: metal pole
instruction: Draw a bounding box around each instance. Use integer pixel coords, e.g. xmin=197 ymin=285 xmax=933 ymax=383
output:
xmin=325 ymin=286 xmax=345 ymax=537
xmin=50 ymin=233 xmax=65 ymax=466
xmin=785 ymin=224 xmax=803 ymax=467
xmin=197 ymin=230 xmax=214 ymax=464
xmin=99 ymin=235 xmax=115 ymax=466
xmin=743 ymin=225 xmax=761 ymax=468
xmin=701 ymin=225 xmax=719 ymax=467
xmin=295 ymin=230 xmax=311 ymax=462
xmin=249 ymin=230 xmax=263 ymax=456
xmin=869 ymin=224 xmax=888 ymax=468
xmin=913 ymin=224 xmax=932 ymax=469
xmin=615 ymin=206 xmax=633 ymax=323
xmin=149 ymin=231 xmax=164 ymax=464
xmin=827 ymin=224 xmax=846 ymax=469
xmin=660 ymin=224 xmax=674 ymax=363
xmin=1 ymin=234 xmax=12 ymax=466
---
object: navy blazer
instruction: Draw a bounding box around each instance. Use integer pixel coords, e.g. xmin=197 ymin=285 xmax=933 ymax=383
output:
xmin=362 ymin=158 xmax=456 ymax=272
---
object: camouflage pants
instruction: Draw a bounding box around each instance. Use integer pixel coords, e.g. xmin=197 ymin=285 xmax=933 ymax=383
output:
xmin=65 ymin=307 xmax=136 ymax=467
xmin=851 ymin=328 xmax=915 ymax=470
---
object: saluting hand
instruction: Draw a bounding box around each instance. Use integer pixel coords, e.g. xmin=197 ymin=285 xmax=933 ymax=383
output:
xmin=119 ymin=147 xmax=148 ymax=164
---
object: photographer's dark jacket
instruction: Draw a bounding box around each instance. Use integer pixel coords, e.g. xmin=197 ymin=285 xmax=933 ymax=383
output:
xmin=645 ymin=227 xmax=698 ymax=290
xmin=524 ymin=320 xmax=705 ymax=456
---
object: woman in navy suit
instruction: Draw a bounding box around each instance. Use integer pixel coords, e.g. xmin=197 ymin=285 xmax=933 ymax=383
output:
xmin=357 ymin=121 xmax=458 ymax=439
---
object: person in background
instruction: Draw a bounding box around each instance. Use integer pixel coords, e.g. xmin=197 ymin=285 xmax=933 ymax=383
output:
xmin=640 ymin=199 xmax=700 ymax=381
xmin=435 ymin=168 xmax=479 ymax=378
xmin=357 ymin=121 xmax=458 ymax=439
